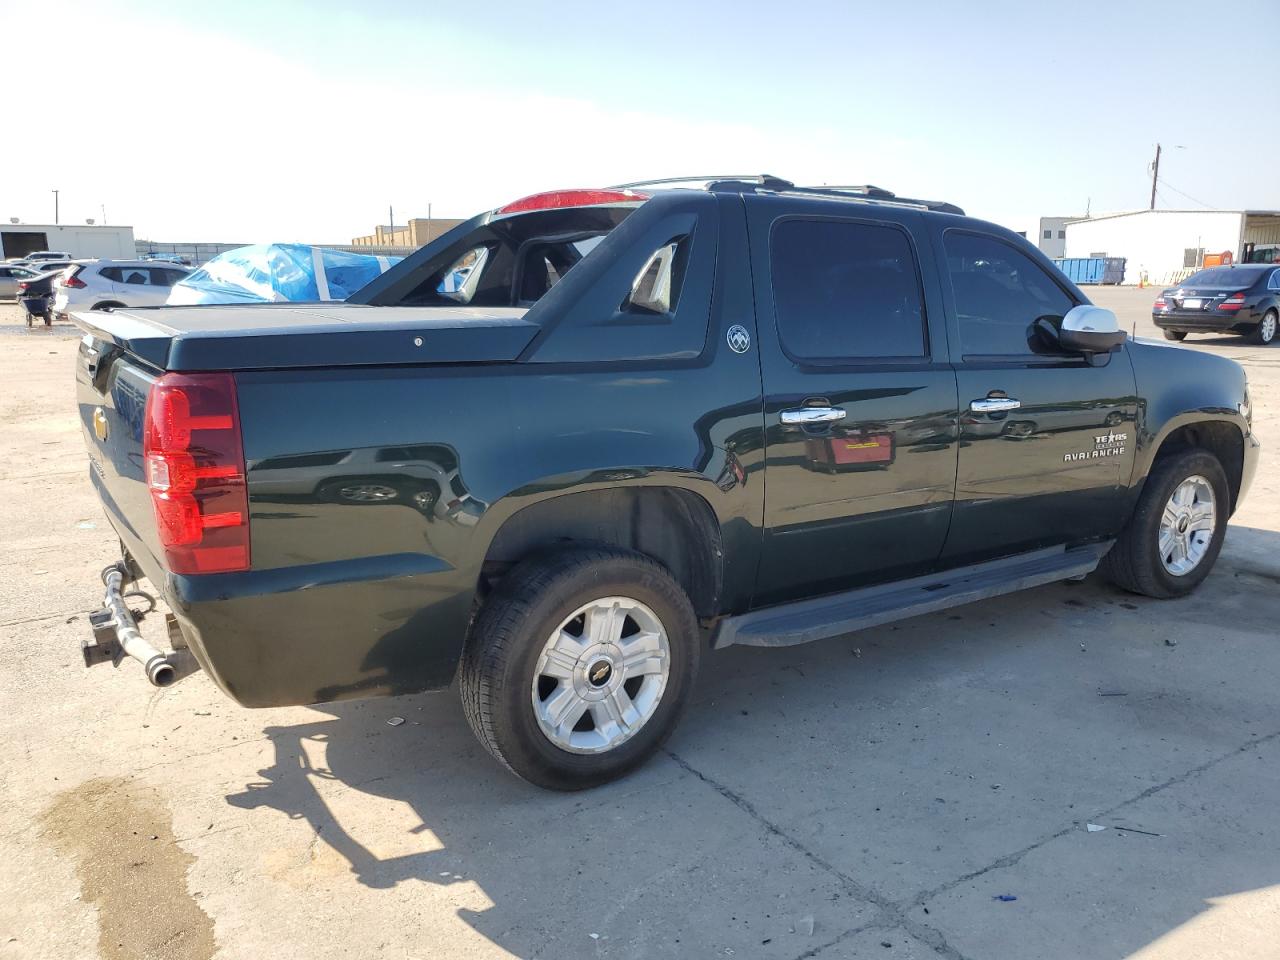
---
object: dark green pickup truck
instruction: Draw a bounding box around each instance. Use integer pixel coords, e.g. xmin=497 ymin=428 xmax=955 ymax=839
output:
xmin=76 ymin=176 xmax=1259 ymax=789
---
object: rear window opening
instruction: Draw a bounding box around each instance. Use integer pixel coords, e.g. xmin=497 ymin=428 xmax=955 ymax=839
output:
xmin=362 ymin=203 xmax=642 ymax=309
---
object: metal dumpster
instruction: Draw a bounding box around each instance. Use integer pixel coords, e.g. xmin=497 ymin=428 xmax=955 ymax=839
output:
xmin=1053 ymin=257 xmax=1107 ymax=284
xmin=1100 ymin=257 xmax=1127 ymax=284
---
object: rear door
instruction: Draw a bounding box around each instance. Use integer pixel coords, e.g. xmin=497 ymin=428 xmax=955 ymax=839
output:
xmin=933 ymin=226 xmax=1138 ymax=565
xmin=748 ymin=195 xmax=959 ymax=606
xmin=112 ymin=266 xmax=155 ymax=303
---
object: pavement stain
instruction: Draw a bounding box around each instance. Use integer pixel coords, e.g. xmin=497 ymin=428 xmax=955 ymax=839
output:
xmin=40 ymin=777 xmax=215 ymax=960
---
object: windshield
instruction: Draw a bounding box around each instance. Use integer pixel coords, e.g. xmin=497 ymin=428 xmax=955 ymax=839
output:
xmin=1182 ymin=266 xmax=1266 ymax=288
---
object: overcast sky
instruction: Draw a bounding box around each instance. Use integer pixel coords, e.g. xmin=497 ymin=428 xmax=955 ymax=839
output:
xmin=3 ymin=0 xmax=1277 ymax=244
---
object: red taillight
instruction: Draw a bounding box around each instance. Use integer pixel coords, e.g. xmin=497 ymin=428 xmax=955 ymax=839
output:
xmin=17 ymin=281 xmax=29 ymax=292
xmin=495 ymin=188 xmax=649 ymax=215
xmin=1218 ymin=292 xmax=1246 ymax=311
xmin=63 ymin=274 xmax=87 ymax=288
xmin=1153 ymin=296 xmax=1166 ymax=309
xmin=143 ymin=372 xmax=250 ymax=574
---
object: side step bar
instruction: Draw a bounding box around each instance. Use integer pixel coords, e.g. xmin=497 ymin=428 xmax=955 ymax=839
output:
xmin=713 ymin=542 xmax=1113 ymax=650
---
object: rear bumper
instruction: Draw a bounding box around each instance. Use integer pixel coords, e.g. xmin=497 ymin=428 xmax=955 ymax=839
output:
xmin=96 ymin=473 xmax=469 ymax=708
xmin=1153 ymin=307 xmax=1257 ymax=331
xmin=167 ymin=553 xmax=468 ymax=708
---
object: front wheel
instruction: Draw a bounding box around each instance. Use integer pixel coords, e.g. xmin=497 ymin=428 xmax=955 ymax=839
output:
xmin=1252 ymin=310 xmax=1278 ymax=345
xmin=1101 ymin=449 xmax=1228 ymax=599
xmin=460 ymin=546 xmax=699 ymax=790
xmin=1163 ymin=330 xmax=1187 ymax=341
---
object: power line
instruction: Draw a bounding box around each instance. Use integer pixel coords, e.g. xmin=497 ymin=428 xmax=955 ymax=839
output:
xmin=1159 ymin=179 xmax=1216 ymax=210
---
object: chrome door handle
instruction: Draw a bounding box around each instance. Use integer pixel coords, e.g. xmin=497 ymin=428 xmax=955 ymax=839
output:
xmin=780 ymin=406 xmax=847 ymax=425
xmin=970 ymin=397 xmax=1021 ymax=413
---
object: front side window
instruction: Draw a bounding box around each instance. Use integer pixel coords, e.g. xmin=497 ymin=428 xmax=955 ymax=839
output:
xmin=944 ymin=231 xmax=1075 ymax=357
xmin=770 ymin=219 xmax=927 ymax=361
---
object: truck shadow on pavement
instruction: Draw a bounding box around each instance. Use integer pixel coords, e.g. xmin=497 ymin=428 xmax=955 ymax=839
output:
xmin=221 ymin=531 xmax=1280 ymax=958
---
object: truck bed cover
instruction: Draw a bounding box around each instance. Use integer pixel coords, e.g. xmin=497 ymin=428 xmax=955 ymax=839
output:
xmin=72 ymin=303 xmax=536 ymax=371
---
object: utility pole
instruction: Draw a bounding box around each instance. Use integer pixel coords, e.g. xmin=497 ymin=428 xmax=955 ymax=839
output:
xmin=1149 ymin=143 xmax=1161 ymax=210
xmin=101 ymin=204 xmax=107 ymax=226
xmin=388 ymin=205 xmax=394 ymax=246
xmin=427 ymin=202 xmax=432 ymax=243
xmin=52 ymin=189 xmax=59 ymax=224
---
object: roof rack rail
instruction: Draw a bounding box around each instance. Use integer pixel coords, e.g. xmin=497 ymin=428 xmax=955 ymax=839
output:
xmin=790 ymin=184 xmax=964 ymax=215
xmin=608 ymin=175 xmax=963 ymax=215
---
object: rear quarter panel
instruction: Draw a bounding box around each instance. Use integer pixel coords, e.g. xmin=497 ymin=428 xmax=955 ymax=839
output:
xmin=203 ymin=347 xmax=764 ymax=706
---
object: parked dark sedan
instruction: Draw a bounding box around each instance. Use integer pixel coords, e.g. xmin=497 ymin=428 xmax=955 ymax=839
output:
xmin=1153 ymin=264 xmax=1280 ymax=344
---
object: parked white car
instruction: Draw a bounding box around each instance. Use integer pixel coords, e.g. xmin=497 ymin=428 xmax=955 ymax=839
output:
xmin=53 ymin=260 xmax=191 ymax=317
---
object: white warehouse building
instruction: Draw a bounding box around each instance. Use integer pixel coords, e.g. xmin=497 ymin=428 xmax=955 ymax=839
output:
xmin=1063 ymin=210 xmax=1280 ymax=285
xmin=0 ymin=223 xmax=136 ymax=261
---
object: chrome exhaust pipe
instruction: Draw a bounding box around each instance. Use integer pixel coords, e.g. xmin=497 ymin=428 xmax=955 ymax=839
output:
xmin=101 ymin=565 xmax=176 ymax=687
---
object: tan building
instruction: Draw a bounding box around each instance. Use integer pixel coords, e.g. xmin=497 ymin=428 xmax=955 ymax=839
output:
xmin=351 ymin=217 xmax=465 ymax=250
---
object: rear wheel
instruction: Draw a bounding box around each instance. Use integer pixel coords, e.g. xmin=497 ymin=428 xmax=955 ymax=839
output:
xmin=1253 ymin=310 xmax=1278 ymax=345
xmin=1163 ymin=330 xmax=1187 ymax=341
xmin=460 ymin=546 xmax=699 ymax=790
xmin=1101 ymin=449 xmax=1228 ymax=599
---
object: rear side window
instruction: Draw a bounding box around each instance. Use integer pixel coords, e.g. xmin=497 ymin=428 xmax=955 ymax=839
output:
xmin=944 ymin=231 xmax=1075 ymax=357
xmin=624 ymin=238 xmax=690 ymax=315
xmin=99 ymin=267 xmax=123 ymax=282
xmin=770 ymin=219 xmax=927 ymax=360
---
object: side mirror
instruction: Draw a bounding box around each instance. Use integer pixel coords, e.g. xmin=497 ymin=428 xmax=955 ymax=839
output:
xmin=1059 ymin=304 xmax=1126 ymax=354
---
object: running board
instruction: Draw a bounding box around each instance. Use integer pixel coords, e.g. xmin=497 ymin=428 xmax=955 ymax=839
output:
xmin=713 ymin=542 xmax=1113 ymax=650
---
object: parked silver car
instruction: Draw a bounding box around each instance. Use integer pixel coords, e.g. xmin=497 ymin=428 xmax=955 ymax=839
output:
xmin=0 ymin=263 xmax=46 ymax=299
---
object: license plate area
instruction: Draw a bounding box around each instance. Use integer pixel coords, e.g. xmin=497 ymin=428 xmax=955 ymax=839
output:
xmin=1181 ymin=298 xmax=1202 ymax=310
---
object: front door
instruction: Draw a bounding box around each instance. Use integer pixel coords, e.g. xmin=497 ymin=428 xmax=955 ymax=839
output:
xmin=747 ymin=196 xmax=959 ymax=607
xmin=933 ymin=227 xmax=1139 ymax=565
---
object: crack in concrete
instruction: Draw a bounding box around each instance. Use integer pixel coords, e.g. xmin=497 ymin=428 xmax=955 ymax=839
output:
xmin=911 ymin=725 xmax=1280 ymax=906
xmin=669 ymin=727 xmax=1280 ymax=960
xmin=0 ymin=609 xmax=82 ymax=628
xmin=664 ymin=750 xmax=972 ymax=960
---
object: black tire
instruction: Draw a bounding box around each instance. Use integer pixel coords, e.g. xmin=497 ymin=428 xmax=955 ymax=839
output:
xmin=459 ymin=546 xmax=700 ymax=790
xmin=91 ymin=301 xmax=124 ymax=311
xmin=1163 ymin=330 xmax=1187 ymax=341
xmin=1252 ymin=309 xmax=1278 ymax=346
xmin=1101 ymin=449 xmax=1229 ymax=599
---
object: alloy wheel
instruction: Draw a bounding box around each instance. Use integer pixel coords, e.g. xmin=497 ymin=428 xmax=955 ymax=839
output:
xmin=1158 ymin=476 xmax=1216 ymax=576
xmin=531 ymin=596 xmax=670 ymax=754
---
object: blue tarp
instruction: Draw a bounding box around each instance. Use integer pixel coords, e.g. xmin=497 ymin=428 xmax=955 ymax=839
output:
xmin=167 ymin=244 xmax=400 ymax=305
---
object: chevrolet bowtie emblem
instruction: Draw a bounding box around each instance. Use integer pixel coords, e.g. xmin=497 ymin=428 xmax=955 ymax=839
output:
xmin=93 ymin=408 xmax=109 ymax=442
xmin=591 ymin=663 xmax=610 ymax=683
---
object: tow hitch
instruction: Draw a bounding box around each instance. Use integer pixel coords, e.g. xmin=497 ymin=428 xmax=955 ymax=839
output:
xmin=82 ymin=563 xmax=196 ymax=687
